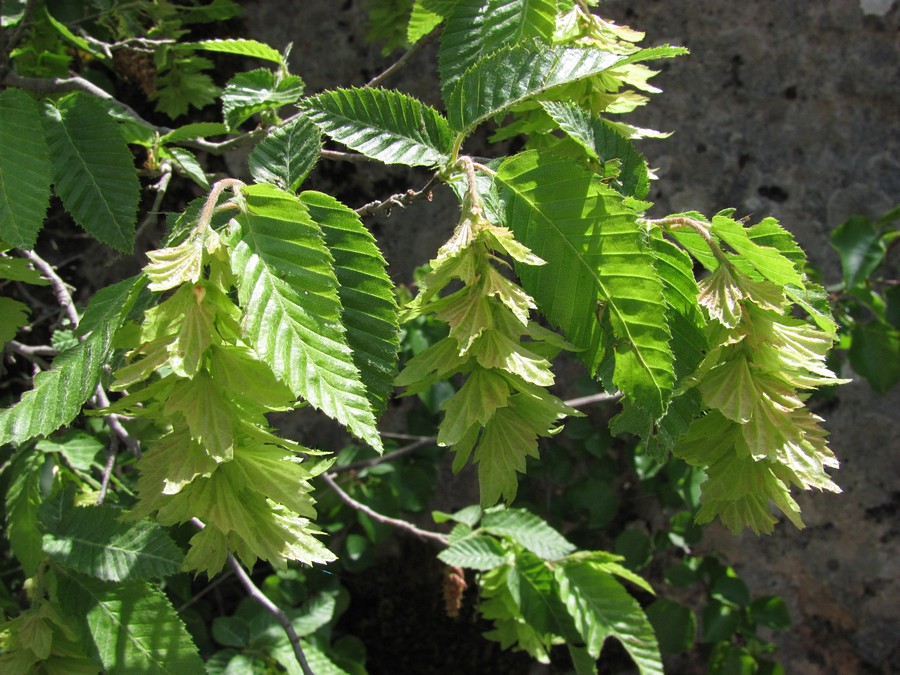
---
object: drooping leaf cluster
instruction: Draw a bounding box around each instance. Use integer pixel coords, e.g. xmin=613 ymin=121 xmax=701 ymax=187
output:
xmin=0 ymin=0 xmax=849 ymax=673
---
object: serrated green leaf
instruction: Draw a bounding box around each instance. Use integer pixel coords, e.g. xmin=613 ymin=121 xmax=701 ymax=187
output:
xmin=439 ymin=0 xmax=556 ymax=97
xmin=439 ymin=535 xmax=507 ymax=571
xmin=0 ymin=277 xmax=141 ymax=445
xmin=303 ymin=87 xmax=454 ymax=167
xmin=42 ymin=505 xmax=183 ymax=581
xmin=164 ymin=147 xmax=209 ymax=189
xmin=0 ymin=89 xmax=52 ymax=248
xmin=645 ymin=599 xmax=696 ymax=654
xmin=438 ymin=367 xmax=511 ymax=446
xmin=160 ymin=122 xmax=229 ymax=144
xmin=190 ymin=38 xmax=283 ymax=64
xmin=497 ymin=150 xmax=674 ymax=420
xmin=63 ymin=576 xmax=204 ymax=674
xmin=42 ymin=93 xmax=140 ymax=252
xmin=712 ymin=214 xmax=805 ymax=288
xmin=0 ymin=257 xmax=50 ymax=285
xmin=153 ymin=57 xmax=220 ymax=118
xmin=250 ymin=115 xmax=321 ymax=192
xmin=830 ymin=215 xmax=885 ymax=289
xmin=0 ymin=296 xmax=29 ymax=344
xmin=36 ymin=431 xmax=102 ymax=471
xmin=301 ymin=191 xmax=400 ymax=415
xmin=482 ymin=507 xmax=575 ymax=560
xmin=556 ymin=561 xmax=662 ymax=674
xmin=5 ymin=451 xmax=44 ymax=575
xmin=514 ymin=549 xmax=581 ymax=640
xmin=648 ymin=232 xmax=706 ymax=379
xmin=230 ymin=184 xmax=382 ymax=451
xmin=408 ymin=1 xmax=443 ymax=43
xmin=448 ymin=43 xmax=678 ymax=133
xmin=541 ymin=100 xmax=650 ymax=198
xmin=222 ymin=69 xmax=304 ymax=129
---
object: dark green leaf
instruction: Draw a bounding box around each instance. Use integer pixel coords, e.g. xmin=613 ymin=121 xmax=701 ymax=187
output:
xmin=304 ymin=87 xmax=454 ymax=167
xmin=556 ymin=561 xmax=662 ymax=673
xmin=710 ymin=575 xmax=750 ymax=608
xmin=5 ymin=451 xmax=44 ymax=575
xmin=222 ymin=69 xmax=304 ymax=129
xmin=63 ymin=575 xmax=204 ymax=673
xmin=0 ymin=257 xmax=50 ymax=284
xmin=645 ymin=599 xmax=696 ymax=654
xmin=42 ymin=505 xmax=184 ymax=581
xmin=830 ymin=215 xmax=885 ymax=289
xmin=438 ymin=535 xmax=508 ymax=570
xmin=448 ymin=43 xmax=683 ymax=133
xmin=160 ymin=122 xmax=228 ymax=144
xmin=153 ymin=57 xmax=220 ymax=118
xmin=0 ymin=296 xmax=29 ymax=344
xmin=497 ymin=150 xmax=675 ymax=420
xmin=230 ymin=184 xmax=382 ymax=451
xmin=439 ymin=0 xmax=556 ymax=97
xmin=542 ymin=100 xmax=650 ymax=198
xmin=212 ymin=616 xmax=250 ymax=648
xmin=303 ymin=190 xmax=400 ymax=414
xmin=42 ymin=94 xmax=140 ymax=252
xmin=0 ymin=89 xmax=52 ymax=248
xmin=250 ymin=115 xmax=321 ymax=192
xmin=749 ymin=595 xmax=791 ymax=630
xmin=701 ymin=600 xmax=739 ymax=643
xmin=613 ymin=528 xmax=652 ymax=571
xmin=36 ymin=431 xmax=102 ymax=471
xmin=482 ymin=507 xmax=575 ymax=560
xmin=848 ymin=321 xmax=900 ymax=394
xmin=0 ymin=277 xmax=142 ymax=445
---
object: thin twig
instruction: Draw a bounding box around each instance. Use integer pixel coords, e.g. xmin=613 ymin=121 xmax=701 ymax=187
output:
xmin=22 ymin=250 xmax=80 ymax=327
xmin=321 ymin=472 xmax=449 ymax=547
xmin=564 ymin=391 xmax=622 ymax=408
xmin=176 ymin=569 xmax=235 ymax=612
xmin=228 ymin=554 xmax=315 ymax=675
xmin=96 ymin=436 xmax=118 ymax=505
xmin=20 ymin=251 xmax=141 ymax=462
xmin=135 ymin=161 xmax=173 ymax=241
xmin=189 ymin=518 xmax=315 ymax=675
xmin=356 ymin=173 xmax=440 ymax=218
xmin=366 ymin=28 xmax=441 ymax=88
xmin=331 ymin=436 xmax=436 ymax=474
xmin=6 ymin=340 xmax=58 ymax=358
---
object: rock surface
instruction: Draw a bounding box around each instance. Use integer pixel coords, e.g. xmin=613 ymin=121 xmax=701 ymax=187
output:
xmin=244 ymin=1 xmax=900 ymax=672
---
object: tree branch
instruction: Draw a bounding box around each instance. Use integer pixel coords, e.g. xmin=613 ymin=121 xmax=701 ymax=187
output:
xmin=321 ymin=472 xmax=449 ymax=547
xmin=331 ymin=436 xmax=436 ymax=474
xmin=355 ymin=173 xmax=440 ymax=218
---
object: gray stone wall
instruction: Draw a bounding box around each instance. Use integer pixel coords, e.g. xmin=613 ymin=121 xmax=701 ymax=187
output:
xmin=244 ymin=1 xmax=899 ymax=672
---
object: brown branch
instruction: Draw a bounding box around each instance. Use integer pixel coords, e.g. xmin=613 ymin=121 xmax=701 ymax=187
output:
xmin=190 ymin=518 xmax=314 ymax=675
xmin=321 ymin=472 xmax=449 ymax=547
xmin=356 ymin=173 xmax=440 ymax=218
xmin=330 ymin=436 xmax=436 ymax=474
xmin=564 ymin=391 xmax=622 ymax=408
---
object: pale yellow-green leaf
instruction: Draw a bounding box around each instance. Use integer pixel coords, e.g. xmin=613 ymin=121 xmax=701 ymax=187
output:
xmin=471 ymin=329 xmax=555 ymax=386
xmin=438 ymin=367 xmax=511 ymax=446
xmin=163 ymin=374 xmax=235 ymax=462
xmin=144 ymin=238 xmax=205 ymax=292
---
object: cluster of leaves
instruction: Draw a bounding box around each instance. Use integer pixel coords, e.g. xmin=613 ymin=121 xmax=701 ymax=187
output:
xmin=0 ymin=0 xmax=849 ymax=673
xmin=827 ymin=206 xmax=900 ymax=393
xmin=436 ymin=505 xmax=661 ymax=673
